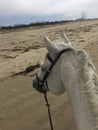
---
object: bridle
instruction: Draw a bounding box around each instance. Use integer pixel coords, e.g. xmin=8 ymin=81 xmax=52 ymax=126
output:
xmin=33 ymin=48 xmax=72 ymax=130
xmin=35 ymin=48 xmax=71 ymax=93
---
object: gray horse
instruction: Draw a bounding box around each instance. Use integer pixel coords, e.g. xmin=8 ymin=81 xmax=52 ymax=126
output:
xmin=33 ymin=31 xmax=98 ymax=130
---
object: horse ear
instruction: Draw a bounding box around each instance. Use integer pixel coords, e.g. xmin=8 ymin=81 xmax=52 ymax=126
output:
xmin=60 ymin=30 xmax=72 ymax=46
xmin=44 ymin=35 xmax=58 ymax=58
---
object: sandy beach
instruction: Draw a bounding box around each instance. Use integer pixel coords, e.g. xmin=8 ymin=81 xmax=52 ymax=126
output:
xmin=0 ymin=20 xmax=98 ymax=130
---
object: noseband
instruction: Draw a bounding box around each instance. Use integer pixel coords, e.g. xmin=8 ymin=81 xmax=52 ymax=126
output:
xmin=36 ymin=48 xmax=71 ymax=93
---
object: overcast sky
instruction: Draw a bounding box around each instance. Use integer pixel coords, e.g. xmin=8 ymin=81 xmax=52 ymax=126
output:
xmin=0 ymin=0 xmax=98 ymax=26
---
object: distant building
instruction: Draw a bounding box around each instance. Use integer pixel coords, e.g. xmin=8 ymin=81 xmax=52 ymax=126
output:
xmin=75 ymin=12 xmax=87 ymax=21
xmin=81 ymin=12 xmax=86 ymax=20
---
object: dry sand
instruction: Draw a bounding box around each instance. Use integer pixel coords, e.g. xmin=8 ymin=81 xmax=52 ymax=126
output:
xmin=0 ymin=20 xmax=98 ymax=130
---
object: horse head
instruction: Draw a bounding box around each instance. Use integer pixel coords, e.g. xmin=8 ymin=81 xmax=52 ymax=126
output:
xmin=33 ymin=30 xmax=74 ymax=94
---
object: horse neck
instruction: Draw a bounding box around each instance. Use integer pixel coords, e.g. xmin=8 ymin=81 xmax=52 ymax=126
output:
xmin=60 ymin=55 xmax=98 ymax=130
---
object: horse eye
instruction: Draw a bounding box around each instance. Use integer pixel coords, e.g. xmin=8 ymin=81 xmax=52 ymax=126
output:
xmin=40 ymin=65 xmax=46 ymax=71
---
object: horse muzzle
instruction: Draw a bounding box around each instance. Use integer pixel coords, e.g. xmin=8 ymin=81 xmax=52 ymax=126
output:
xmin=33 ymin=78 xmax=39 ymax=90
xmin=33 ymin=76 xmax=46 ymax=93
